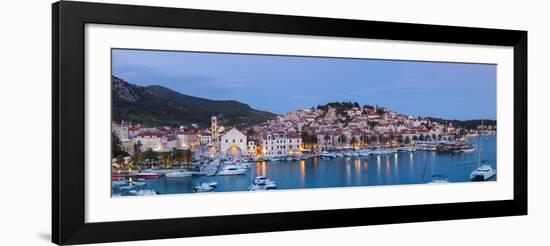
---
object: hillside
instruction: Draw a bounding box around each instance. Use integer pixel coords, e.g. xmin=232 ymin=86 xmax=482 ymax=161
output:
xmin=112 ymin=76 xmax=277 ymax=128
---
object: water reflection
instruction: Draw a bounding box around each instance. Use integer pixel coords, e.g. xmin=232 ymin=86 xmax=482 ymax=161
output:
xmin=134 ymin=136 xmax=497 ymax=195
xmin=300 ymin=160 xmax=306 ymax=184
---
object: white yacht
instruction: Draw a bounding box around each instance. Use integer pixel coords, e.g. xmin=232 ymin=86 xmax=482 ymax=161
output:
xmin=165 ymin=170 xmax=193 ymax=178
xmin=320 ymin=151 xmax=336 ymax=159
xmin=470 ymin=164 xmax=496 ymax=181
xmin=396 ymin=146 xmax=417 ymax=152
xmin=217 ymin=165 xmax=247 ymax=175
xmin=370 ymin=149 xmax=384 ymax=155
xmin=351 ymin=152 xmax=360 ymax=157
xmin=343 ymin=152 xmax=353 ymax=157
xmin=470 ymin=121 xmax=496 ymax=181
xmin=358 ymin=149 xmax=371 ymax=157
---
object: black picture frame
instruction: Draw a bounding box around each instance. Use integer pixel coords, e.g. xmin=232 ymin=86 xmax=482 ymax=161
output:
xmin=52 ymin=1 xmax=527 ymax=245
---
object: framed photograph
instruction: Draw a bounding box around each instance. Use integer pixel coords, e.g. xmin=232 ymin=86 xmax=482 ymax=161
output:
xmin=52 ymin=1 xmax=527 ymax=245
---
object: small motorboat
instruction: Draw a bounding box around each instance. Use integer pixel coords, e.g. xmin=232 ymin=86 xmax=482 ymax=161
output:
xmin=130 ymin=181 xmax=146 ymax=186
xmin=118 ymin=184 xmax=136 ymax=190
xmin=430 ymin=174 xmax=450 ymax=184
xmin=197 ymin=181 xmax=218 ymax=188
xmin=112 ymin=179 xmax=127 ymax=186
xmin=128 ymin=189 xmax=157 ymax=196
xmin=195 ymin=184 xmax=214 ymax=192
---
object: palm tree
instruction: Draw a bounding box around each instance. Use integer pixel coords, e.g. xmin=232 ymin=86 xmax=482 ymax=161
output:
xmin=111 ymin=133 xmax=127 ymax=158
xmin=396 ymin=135 xmax=404 ymax=145
xmin=115 ymin=155 xmax=124 ymax=166
xmin=114 ymin=155 xmax=124 ymax=172
xmin=129 ymin=153 xmax=142 ymax=172
xmin=160 ymin=151 xmax=172 ymax=169
xmin=142 ymin=148 xmax=158 ymax=167
xmin=171 ymin=148 xmax=184 ymax=167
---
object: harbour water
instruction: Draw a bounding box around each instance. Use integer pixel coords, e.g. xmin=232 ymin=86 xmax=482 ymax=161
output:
xmin=115 ymin=136 xmax=496 ymax=195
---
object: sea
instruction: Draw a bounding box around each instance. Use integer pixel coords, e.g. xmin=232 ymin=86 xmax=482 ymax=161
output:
xmin=114 ymin=135 xmax=496 ymax=196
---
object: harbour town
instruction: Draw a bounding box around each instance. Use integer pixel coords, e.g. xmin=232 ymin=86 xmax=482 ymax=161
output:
xmin=111 ymin=103 xmax=497 ymax=196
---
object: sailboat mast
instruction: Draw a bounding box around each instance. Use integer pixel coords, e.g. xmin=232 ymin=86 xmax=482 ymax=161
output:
xmin=477 ymin=120 xmax=483 ymax=167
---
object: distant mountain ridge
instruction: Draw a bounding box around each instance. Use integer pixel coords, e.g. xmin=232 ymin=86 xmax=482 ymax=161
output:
xmin=112 ymin=76 xmax=277 ymax=128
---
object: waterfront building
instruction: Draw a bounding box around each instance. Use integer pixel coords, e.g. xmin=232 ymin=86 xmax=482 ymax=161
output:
xmin=121 ymin=139 xmax=135 ymax=154
xmin=260 ymin=132 xmax=301 ymax=157
xmin=247 ymin=140 xmax=259 ymax=157
xmin=165 ymin=136 xmax=180 ymax=150
xmin=220 ymin=128 xmax=247 ymax=158
xmin=112 ymin=122 xmax=129 ymax=141
xmin=133 ymin=132 xmax=167 ymax=152
xmin=199 ymin=132 xmax=212 ymax=144
xmin=177 ymin=132 xmax=199 ymax=150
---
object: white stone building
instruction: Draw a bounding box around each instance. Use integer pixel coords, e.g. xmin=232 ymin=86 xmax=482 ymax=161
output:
xmin=112 ymin=123 xmax=129 ymax=141
xmin=177 ymin=133 xmax=199 ymax=150
xmin=220 ymin=128 xmax=247 ymax=158
xmin=133 ymin=133 xmax=167 ymax=152
xmin=260 ymin=132 xmax=301 ymax=157
xmin=199 ymin=133 xmax=212 ymax=144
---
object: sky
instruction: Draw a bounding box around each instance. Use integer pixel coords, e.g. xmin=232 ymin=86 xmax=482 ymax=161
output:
xmin=112 ymin=49 xmax=497 ymax=120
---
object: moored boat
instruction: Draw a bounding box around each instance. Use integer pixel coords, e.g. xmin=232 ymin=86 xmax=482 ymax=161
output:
xmin=217 ymin=165 xmax=247 ymax=175
xmin=320 ymin=151 xmax=336 ymax=159
xmin=165 ymin=170 xmax=193 ymax=178
xmin=460 ymin=143 xmax=476 ymax=153
xmin=396 ymin=146 xmax=417 ymax=152
xmin=358 ymin=149 xmax=371 ymax=157
xmin=430 ymin=174 xmax=450 ymax=184
xmin=136 ymin=171 xmax=160 ymax=179
xmin=128 ymin=189 xmax=157 ymax=196
xmin=470 ymin=164 xmax=496 ymax=181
